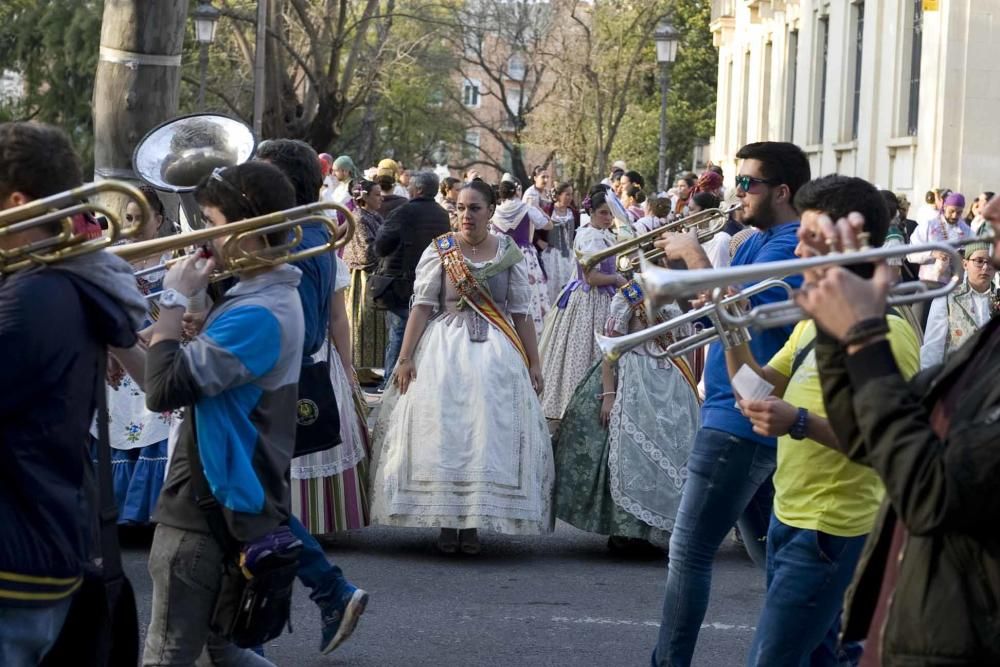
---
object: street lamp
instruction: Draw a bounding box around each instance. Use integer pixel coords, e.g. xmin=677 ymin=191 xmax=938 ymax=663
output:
xmin=192 ymin=1 xmax=221 ymax=109
xmin=654 ymin=18 xmax=680 ymax=192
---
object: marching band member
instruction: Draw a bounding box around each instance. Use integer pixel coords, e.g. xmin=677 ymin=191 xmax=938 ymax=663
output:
xmin=370 ymin=180 xmax=553 ymax=555
xmin=0 ymin=122 xmax=145 ymax=663
xmin=553 ymin=280 xmax=699 ymax=551
xmin=539 ymin=187 xmax=627 ymax=420
xmin=793 ymin=189 xmax=1000 ymax=667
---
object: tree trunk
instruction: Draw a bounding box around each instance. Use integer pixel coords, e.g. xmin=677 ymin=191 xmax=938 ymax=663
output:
xmin=357 ymin=88 xmax=379 ymax=167
xmin=92 ymin=0 xmax=187 ymax=183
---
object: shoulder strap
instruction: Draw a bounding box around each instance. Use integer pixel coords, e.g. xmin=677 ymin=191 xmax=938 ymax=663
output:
xmin=790 ymin=337 xmax=817 ymax=379
xmin=185 ymin=412 xmax=239 ymax=555
xmin=94 ymin=354 xmax=124 ymax=581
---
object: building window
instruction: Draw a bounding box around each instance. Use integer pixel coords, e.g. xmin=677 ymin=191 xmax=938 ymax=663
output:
xmin=762 ymin=41 xmax=773 ymax=140
xmin=815 ymin=15 xmax=829 ymax=143
xmin=907 ymin=0 xmax=923 ymax=136
xmin=739 ymin=51 xmax=751 ymax=146
xmin=786 ymin=29 xmax=798 ymax=142
xmin=507 ymin=53 xmax=526 ymax=81
xmin=462 ymin=129 xmax=481 ymax=160
xmin=462 ymin=79 xmax=481 ymax=108
xmin=851 ymin=2 xmax=865 ymax=140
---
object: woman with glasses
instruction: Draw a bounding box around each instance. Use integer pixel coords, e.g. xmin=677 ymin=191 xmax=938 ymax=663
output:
xmin=98 ymin=185 xmax=177 ymax=524
xmin=920 ymin=242 xmax=999 ymax=369
xmin=344 ymin=179 xmax=389 ymax=385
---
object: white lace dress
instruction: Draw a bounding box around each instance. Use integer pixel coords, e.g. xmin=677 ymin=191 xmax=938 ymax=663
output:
xmin=369 ymin=235 xmax=555 ymax=534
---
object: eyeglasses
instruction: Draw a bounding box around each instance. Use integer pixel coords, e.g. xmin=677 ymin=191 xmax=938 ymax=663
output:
xmin=211 ymin=167 xmax=259 ymax=217
xmin=735 ymin=175 xmax=780 ymax=193
xmin=966 ymin=257 xmax=994 ymax=267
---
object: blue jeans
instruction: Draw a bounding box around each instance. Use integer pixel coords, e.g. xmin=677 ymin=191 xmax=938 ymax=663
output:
xmin=652 ymin=427 xmax=777 ymax=667
xmin=747 ymin=515 xmax=866 ymax=667
xmin=380 ymin=307 xmax=409 ymax=390
xmin=0 ymin=597 xmax=72 ymax=666
xmin=288 ymin=515 xmax=348 ymax=605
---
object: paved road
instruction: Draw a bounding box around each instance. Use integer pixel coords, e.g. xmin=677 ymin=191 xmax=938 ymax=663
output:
xmin=123 ymin=522 xmax=764 ymax=666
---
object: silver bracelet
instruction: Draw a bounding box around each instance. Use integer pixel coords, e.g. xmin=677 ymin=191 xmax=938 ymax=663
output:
xmin=595 ymin=391 xmax=615 ymax=399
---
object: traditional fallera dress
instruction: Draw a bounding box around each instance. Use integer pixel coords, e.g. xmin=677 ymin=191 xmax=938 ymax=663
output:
xmin=541 ymin=207 xmax=577 ymax=305
xmin=95 ymin=255 xmax=176 ymax=524
xmin=491 ymin=200 xmax=549 ymax=336
xmin=553 ymin=282 xmax=700 ymax=541
xmin=538 ymin=225 xmax=619 ymax=420
xmin=344 ymin=207 xmax=389 ymax=382
xmin=370 ymin=233 xmax=554 ymax=534
xmin=290 ymin=255 xmax=373 ymax=533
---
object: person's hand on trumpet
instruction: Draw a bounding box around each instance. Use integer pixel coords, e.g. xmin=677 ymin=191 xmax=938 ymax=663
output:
xmin=653 ymin=229 xmax=712 ymax=270
xmin=794 ymin=213 xmax=892 ymax=344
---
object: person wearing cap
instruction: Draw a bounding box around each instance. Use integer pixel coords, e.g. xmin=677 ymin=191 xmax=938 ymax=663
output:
xmin=919 ymin=240 xmax=997 ymax=369
xmin=331 ymin=155 xmax=357 ymax=204
xmin=906 ymin=192 xmax=973 ymax=328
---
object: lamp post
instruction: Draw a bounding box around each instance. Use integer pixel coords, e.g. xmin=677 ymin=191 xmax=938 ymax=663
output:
xmin=192 ymin=1 xmax=220 ymax=109
xmin=654 ymin=19 xmax=680 ymax=192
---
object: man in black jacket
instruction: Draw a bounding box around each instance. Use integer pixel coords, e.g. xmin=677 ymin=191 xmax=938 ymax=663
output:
xmin=794 ymin=197 xmax=1000 ymax=665
xmin=0 ymin=122 xmax=145 ymax=663
xmin=374 ymin=170 xmax=450 ymax=390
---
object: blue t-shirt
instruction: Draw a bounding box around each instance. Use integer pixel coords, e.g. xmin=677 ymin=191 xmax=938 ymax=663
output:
xmin=700 ymin=221 xmax=803 ymax=446
xmin=294 ymin=222 xmax=334 ymax=359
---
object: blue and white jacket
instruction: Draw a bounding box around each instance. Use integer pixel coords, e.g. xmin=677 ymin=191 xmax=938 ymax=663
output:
xmin=147 ymin=265 xmax=304 ymax=542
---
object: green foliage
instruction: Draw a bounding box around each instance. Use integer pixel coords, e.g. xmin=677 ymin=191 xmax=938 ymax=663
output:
xmin=611 ymin=0 xmax=717 ymax=186
xmin=0 ymin=0 xmax=103 ymax=175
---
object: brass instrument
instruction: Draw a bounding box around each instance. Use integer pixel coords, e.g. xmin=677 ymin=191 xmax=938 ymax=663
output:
xmin=114 ymin=201 xmax=356 ymax=285
xmin=577 ymin=203 xmax=740 ymax=274
xmin=638 ymin=234 xmax=994 ymax=331
xmin=0 ymin=181 xmax=151 ymax=274
xmin=596 ymin=278 xmax=794 ymax=363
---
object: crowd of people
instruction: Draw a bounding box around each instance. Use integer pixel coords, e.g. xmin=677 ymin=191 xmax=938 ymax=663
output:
xmin=1 ymin=119 xmax=999 ymax=667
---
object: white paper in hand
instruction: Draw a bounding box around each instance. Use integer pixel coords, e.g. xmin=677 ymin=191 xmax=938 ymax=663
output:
xmin=732 ymin=364 xmax=774 ymax=412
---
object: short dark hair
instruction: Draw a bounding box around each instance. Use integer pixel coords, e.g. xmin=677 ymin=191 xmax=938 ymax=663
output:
xmin=255 ymin=139 xmax=323 ymax=207
xmin=735 ymin=141 xmax=811 ymax=199
xmin=692 ymin=191 xmax=720 ymax=211
xmin=879 ymin=189 xmax=899 ymax=219
xmin=377 ymin=174 xmax=395 ymax=193
xmin=195 ymin=161 xmax=296 ymax=246
xmin=793 ymin=175 xmax=890 ymax=248
xmin=624 ymin=170 xmax=645 ymax=189
xmin=0 ymin=122 xmax=82 ymax=203
xmin=461 ymin=180 xmax=496 ymax=207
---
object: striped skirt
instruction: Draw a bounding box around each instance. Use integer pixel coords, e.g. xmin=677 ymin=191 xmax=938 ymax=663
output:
xmin=291 ymin=454 xmax=371 ymax=533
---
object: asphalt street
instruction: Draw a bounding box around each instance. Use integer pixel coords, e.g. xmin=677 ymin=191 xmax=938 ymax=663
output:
xmin=122 ymin=521 xmax=765 ymax=666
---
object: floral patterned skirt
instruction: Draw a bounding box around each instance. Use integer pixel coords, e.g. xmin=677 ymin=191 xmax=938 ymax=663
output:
xmin=521 ymin=244 xmax=549 ymax=337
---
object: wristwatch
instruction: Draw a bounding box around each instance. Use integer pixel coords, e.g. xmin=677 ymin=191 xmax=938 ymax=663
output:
xmin=159 ymin=288 xmax=190 ymax=310
xmin=788 ymin=407 xmax=809 ymax=440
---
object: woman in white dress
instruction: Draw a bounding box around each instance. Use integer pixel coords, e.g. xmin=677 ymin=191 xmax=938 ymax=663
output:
xmin=541 ymin=183 xmax=578 ymax=304
xmin=291 ymin=253 xmax=373 ymax=533
xmin=370 ymin=180 xmax=553 ymax=555
xmin=539 ymin=187 xmax=627 ymax=420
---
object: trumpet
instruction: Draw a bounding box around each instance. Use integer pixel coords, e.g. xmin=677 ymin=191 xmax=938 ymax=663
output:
xmin=596 ymin=278 xmax=794 ymax=363
xmin=112 ymin=201 xmax=355 ymax=287
xmin=0 ymin=181 xmax=151 ymax=274
xmin=638 ymin=233 xmax=993 ymax=331
xmin=576 ymin=203 xmax=739 ymax=275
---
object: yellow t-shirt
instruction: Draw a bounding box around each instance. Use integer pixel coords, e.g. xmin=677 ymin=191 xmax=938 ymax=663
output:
xmin=768 ymin=316 xmax=921 ymax=537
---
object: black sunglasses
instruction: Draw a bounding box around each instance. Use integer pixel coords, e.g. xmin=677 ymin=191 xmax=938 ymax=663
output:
xmin=735 ymin=175 xmax=781 ymax=192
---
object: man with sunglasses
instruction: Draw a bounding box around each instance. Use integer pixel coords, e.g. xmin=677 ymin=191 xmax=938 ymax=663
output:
xmin=650 ymin=141 xmax=811 ymax=667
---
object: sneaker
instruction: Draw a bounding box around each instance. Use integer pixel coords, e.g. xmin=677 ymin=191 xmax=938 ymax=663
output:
xmin=319 ymin=585 xmax=369 ymax=654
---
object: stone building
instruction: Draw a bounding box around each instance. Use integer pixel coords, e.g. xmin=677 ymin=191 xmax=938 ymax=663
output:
xmin=709 ymin=0 xmax=1000 ymax=198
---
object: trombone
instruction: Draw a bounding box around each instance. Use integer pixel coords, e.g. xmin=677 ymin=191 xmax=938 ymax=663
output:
xmin=576 ymin=203 xmax=739 ymax=275
xmin=0 ymin=181 xmax=151 ymax=274
xmin=637 ymin=233 xmax=993 ymax=332
xmin=596 ymin=278 xmax=794 ymax=363
xmin=112 ymin=201 xmax=355 ymax=290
